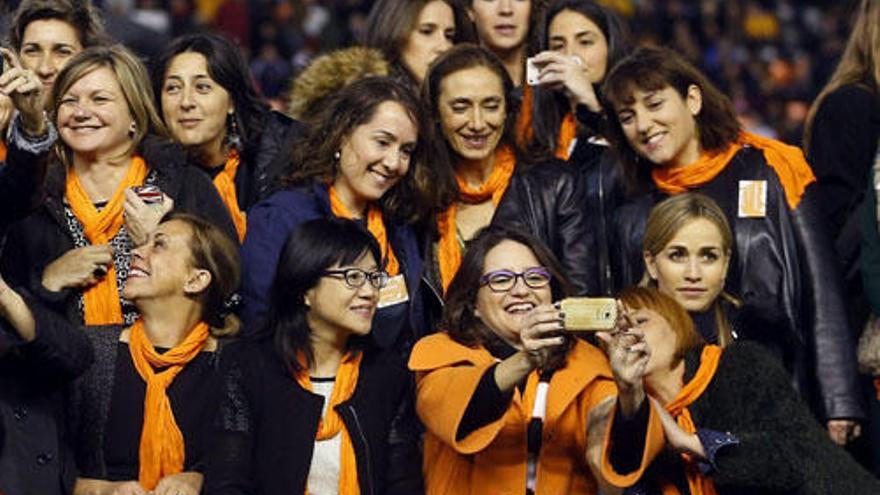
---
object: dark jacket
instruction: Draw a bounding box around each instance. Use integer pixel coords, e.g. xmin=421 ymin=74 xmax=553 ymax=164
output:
xmin=0 ymin=136 xmax=237 ymax=325
xmin=612 ymin=147 xmax=863 ymax=421
xmin=239 ymin=182 xmax=426 ymax=355
xmin=491 ymin=159 xmax=595 ymax=295
xmin=0 ymin=295 xmax=93 ymax=495
xmin=632 ymin=342 xmax=880 ymax=495
xmin=205 ymin=338 xmax=423 ymax=495
xmin=67 ymin=324 xmax=225 ymax=481
xmin=228 ymin=111 xmax=304 ymax=211
xmin=0 ymin=136 xmax=49 ymax=233
xmin=862 ymin=179 xmax=880 ymax=315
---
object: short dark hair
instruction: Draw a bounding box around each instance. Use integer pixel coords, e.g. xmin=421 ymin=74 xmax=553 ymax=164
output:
xmin=526 ymin=0 xmax=631 ymax=160
xmin=602 ymin=46 xmax=741 ymax=190
xmin=363 ymin=0 xmax=476 ymax=86
xmin=160 ymin=212 xmax=241 ymax=336
xmin=268 ymin=218 xmax=382 ymax=374
xmin=285 ymin=76 xmax=432 ymax=224
xmin=422 ymin=44 xmax=520 ymax=210
xmin=8 ymin=0 xmax=108 ymax=52
xmin=151 ymin=32 xmax=270 ymax=157
xmin=442 ymin=224 xmax=574 ymax=371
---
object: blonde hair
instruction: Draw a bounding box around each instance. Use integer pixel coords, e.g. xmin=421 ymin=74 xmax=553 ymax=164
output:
xmin=804 ymin=0 xmax=880 ymax=149
xmin=51 ymin=44 xmax=168 ymax=165
xmin=642 ymin=193 xmax=740 ymax=346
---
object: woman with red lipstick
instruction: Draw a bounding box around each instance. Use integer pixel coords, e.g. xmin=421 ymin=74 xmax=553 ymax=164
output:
xmin=69 ymin=212 xmax=240 ymax=495
xmin=604 ymin=46 xmax=864 ymax=446
xmin=422 ymin=44 xmax=593 ymax=303
xmin=363 ymin=0 xmax=475 ymax=88
xmin=468 ymin=0 xmax=533 ymax=86
xmin=207 ymin=218 xmax=423 ymax=494
xmin=0 ymin=45 xmax=236 ymax=329
xmin=151 ymin=33 xmax=304 ymax=243
xmin=240 ymin=77 xmax=430 ymax=359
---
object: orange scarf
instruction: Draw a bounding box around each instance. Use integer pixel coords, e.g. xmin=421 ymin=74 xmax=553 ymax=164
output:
xmin=661 ymin=345 xmax=722 ymax=495
xmin=294 ymin=351 xmax=364 ymax=495
xmin=0 ymin=140 xmax=7 ymax=162
xmin=127 ymin=317 xmax=210 ymax=490
xmin=515 ymin=85 xmax=578 ymax=160
xmin=328 ymin=186 xmax=399 ymax=276
xmin=651 ymin=131 xmax=816 ymax=210
xmin=213 ymin=149 xmax=247 ymax=242
xmin=66 ymin=156 xmax=148 ymax=325
xmin=436 ymin=145 xmax=516 ymax=292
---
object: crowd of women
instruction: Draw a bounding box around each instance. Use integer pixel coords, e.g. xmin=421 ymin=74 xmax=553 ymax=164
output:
xmin=1 ymin=0 xmax=879 ymax=494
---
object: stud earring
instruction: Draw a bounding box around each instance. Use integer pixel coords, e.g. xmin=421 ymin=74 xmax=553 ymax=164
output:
xmin=334 ymin=150 xmax=341 ymax=161
xmin=128 ymin=122 xmax=137 ymax=139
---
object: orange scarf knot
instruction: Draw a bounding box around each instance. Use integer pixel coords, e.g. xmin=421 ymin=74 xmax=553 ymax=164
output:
xmin=660 ymin=345 xmax=722 ymax=495
xmin=328 ymin=186 xmax=399 ymax=276
xmin=213 ymin=149 xmax=247 ymax=242
xmin=127 ymin=317 xmax=210 ymax=490
xmin=437 ymin=145 xmax=516 ymax=292
xmin=651 ymin=131 xmax=816 ymax=210
xmin=294 ymin=351 xmax=363 ymax=495
xmin=66 ymin=156 xmax=149 ymax=325
xmin=514 ymin=85 xmax=578 ymax=160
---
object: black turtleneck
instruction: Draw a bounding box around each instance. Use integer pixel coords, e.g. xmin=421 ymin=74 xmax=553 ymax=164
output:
xmin=690 ymin=309 xmax=718 ymax=345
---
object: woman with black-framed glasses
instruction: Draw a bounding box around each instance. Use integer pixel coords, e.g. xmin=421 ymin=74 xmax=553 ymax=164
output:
xmin=207 ymin=217 xmax=423 ymax=494
xmin=409 ymin=225 xmax=665 ymax=494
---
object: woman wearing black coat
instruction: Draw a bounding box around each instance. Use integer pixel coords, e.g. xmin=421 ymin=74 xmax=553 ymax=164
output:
xmin=1 ymin=46 xmax=236 ymax=329
xmin=207 ymin=219 xmax=422 ymax=494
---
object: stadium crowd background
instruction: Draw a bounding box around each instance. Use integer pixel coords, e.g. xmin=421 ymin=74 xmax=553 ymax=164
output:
xmin=0 ymin=0 xmax=854 ymax=146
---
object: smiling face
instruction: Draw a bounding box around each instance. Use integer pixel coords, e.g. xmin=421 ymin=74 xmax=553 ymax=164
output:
xmin=56 ymin=66 xmax=135 ymax=159
xmin=470 ymin=0 xmax=531 ymax=53
xmin=305 ymin=251 xmax=380 ymax=339
xmin=124 ymin=219 xmax=207 ymax=302
xmin=400 ymin=0 xmax=456 ymax=83
xmin=615 ymin=85 xmax=702 ymax=169
xmin=438 ymin=65 xmax=506 ymax=162
xmin=160 ymin=52 xmax=234 ymax=162
xmin=19 ymin=19 xmax=83 ymax=93
xmin=332 ymin=100 xmax=417 ymax=212
xmin=474 ymin=239 xmax=552 ymax=346
xmin=548 ymin=9 xmax=609 ymax=84
xmin=645 ymin=217 xmax=730 ymax=313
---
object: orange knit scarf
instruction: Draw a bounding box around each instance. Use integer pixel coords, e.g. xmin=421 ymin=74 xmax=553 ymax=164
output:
xmin=651 ymin=131 xmax=816 ymax=210
xmin=295 ymin=351 xmax=364 ymax=495
xmin=328 ymin=185 xmax=399 ymax=275
xmin=127 ymin=317 xmax=210 ymax=490
xmin=436 ymin=145 xmax=516 ymax=292
xmin=661 ymin=345 xmax=722 ymax=495
xmin=213 ymin=149 xmax=247 ymax=242
xmin=65 ymin=156 xmax=148 ymax=325
xmin=514 ymin=85 xmax=578 ymax=160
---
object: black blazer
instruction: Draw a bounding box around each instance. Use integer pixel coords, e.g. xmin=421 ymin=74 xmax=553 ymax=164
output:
xmin=205 ymin=338 xmax=423 ymax=495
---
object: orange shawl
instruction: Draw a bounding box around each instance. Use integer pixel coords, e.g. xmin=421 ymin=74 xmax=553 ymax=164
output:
xmin=436 ymin=145 xmax=516 ymax=292
xmin=128 ymin=317 xmax=210 ymax=490
xmin=651 ymin=131 xmax=816 ymax=210
xmin=661 ymin=345 xmax=723 ymax=495
xmin=0 ymin=140 xmax=7 ymax=162
xmin=213 ymin=149 xmax=247 ymax=242
xmin=515 ymin=85 xmax=578 ymax=160
xmin=328 ymin=185 xmax=399 ymax=275
xmin=295 ymin=351 xmax=364 ymax=495
xmin=66 ymin=156 xmax=148 ymax=325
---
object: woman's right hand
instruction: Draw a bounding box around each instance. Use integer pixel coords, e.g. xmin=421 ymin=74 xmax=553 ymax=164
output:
xmin=531 ymin=50 xmax=601 ymax=112
xmin=41 ymin=245 xmax=114 ymax=292
xmin=598 ymin=304 xmax=651 ymax=417
xmin=519 ymin=303 xmax=567 ymax=368
xmin=0 ymin=48 xmax=45 ymax=136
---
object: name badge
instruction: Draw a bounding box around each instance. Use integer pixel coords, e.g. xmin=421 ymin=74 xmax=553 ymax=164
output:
xmin=378 ymin=274 xmax=409 ymax=308
xmin=738 ymin=180 xmax=767 ymax=218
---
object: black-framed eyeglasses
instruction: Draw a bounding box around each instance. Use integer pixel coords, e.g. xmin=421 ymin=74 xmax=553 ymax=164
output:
xmin=323 ymin=268 xmax=389 ymax=289
xmin=479 ymin=267 xmax=552 ymax=293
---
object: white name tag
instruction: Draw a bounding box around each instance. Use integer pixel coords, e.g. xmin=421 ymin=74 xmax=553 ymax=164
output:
xmin=378 ymin=274 xmax=409 ymax=308
xmin=738 ymin=180 xmax=767 ymax=218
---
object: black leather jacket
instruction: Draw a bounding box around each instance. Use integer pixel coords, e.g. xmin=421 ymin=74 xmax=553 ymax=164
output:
xmin=612 ymin=147 xmax=864 ymax=421
xmin=492 ymin=159 xmax=595 ymax=295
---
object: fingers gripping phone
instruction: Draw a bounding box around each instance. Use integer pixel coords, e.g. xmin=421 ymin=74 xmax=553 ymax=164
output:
xmin=559 ymin=297 xmax=618 ymax=331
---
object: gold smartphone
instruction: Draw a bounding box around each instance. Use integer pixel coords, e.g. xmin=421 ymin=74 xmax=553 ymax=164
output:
xmin=559 ymin=297 xmax=617 ymax=331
